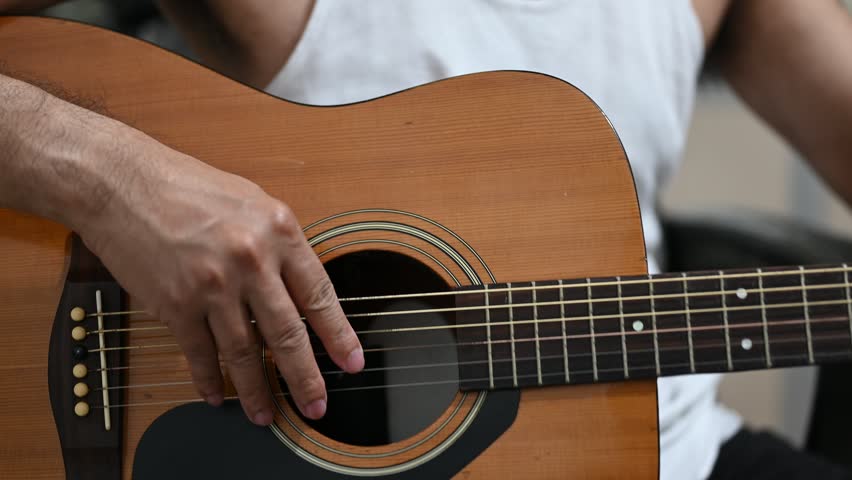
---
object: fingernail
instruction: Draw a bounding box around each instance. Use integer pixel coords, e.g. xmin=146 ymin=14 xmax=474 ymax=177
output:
xmin=344 ymin=347 xmax=365 ymax=373
xmin=253 ymin=409 xmax=273 ymax=426
xmin=304 ymin=399 xmax=326 ymax=419
xmin=205 ymin=393 xmax=224 ymax=407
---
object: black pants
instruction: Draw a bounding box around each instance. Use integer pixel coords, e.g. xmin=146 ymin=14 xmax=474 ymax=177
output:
xmin=709 ymin=429 xmax=852 ymax=480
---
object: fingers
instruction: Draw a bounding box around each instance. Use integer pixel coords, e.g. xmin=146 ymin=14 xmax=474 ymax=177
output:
xmin=279 ymin=234 xmax=364 ymax=374
xmin=166 ymin=312 xmax=224 ymax=407
xmin=248 ymin=274 xmax=327 ymax=420
xmin=207 ymin=302 xmax=275 ymax=426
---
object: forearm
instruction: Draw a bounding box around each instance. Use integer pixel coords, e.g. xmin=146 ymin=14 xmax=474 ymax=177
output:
xmin=0 ymin=73 xmax=139 ymax=232
xmin=720 ymin=0 xmax=852 ymax=204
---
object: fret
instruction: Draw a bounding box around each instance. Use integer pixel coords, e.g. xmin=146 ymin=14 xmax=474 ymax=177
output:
xmin=686 ymin=272 xmax=728 ymax=373
xmin=799 ymin=267 xmax=815 ymax=364
xmin=562 ymin=278 xmax=595 ymax=384
xmin=621 ymin=275 xmax=656 ymax=379
xmin=722 ymin=268 xmax=766 ymax=371
xmin=485 ymin=284 xmax=513 ymax=389
xmin=587 ymin=279 xmax=598 ymax=381
xmin=649 ymin=276 xmax=660 ymax=376
xmin=797 ymin=266 xmax=852 ymax=364
xmin=560 ymin=279 xmax=570 ymax=383
xmin=454 ymin=285 xmax=491 ymax=390
xmin=533 ymin=280 xmax=566 ymax=387
xmin=532 ymin=281 xmax=543 ymax=386
xmin=654 ymin=273 xmax=691 ymax=376
xmin=484 ymin=284 xmax=494 ymax=389
xmin=681 ymin=273 xmax=695 ymax=373
xmin=617 ymin=277 xmax=629 ymax=379
xmin=719 ymin=271 xmax=734 ymax=371
xmin=587 ymin=277 xmax=626 ymax=382
xmin=758 ymin=268 xmax=772 ymax=368
xmin=508 ymin=283 xmax=518 ymax=387
xmin=763 ymin=267 xmax=810 ymax=368
xmin=508 ymin=282 xmax=538 ymax=388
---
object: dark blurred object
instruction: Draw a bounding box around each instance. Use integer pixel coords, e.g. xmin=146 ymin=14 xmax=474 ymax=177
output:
xmin=662 ymin=211 xmax=852 ymax=467
xmin=42 ymin=0 xmax=189 ymax=57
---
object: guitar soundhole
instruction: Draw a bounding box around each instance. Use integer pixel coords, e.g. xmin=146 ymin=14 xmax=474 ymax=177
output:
xmin=281 ymin=250 xmax=459 ymax=447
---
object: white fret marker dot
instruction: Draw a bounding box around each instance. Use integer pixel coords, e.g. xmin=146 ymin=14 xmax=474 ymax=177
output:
xmin=741 ymin=338 xmax=753 ymax=351
xmin=632 ymin=320 xmax=644 ymax=332
xmin=736 ymin=288 xmax=748 ymax=300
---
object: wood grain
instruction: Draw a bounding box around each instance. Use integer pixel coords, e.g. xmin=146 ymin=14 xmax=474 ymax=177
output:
xmin=0 ymin=16 xmax=657 ymax=479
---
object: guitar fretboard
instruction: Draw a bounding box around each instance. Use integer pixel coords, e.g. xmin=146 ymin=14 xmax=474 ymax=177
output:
xmin=455 ymin=264 xmax=852 ymax=391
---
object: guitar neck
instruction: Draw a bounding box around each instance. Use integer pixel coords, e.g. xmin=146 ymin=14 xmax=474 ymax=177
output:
xmin=455 ymin=264 xmax=852 ymax=391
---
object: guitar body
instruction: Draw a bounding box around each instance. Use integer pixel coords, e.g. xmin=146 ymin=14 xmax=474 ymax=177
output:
xmin=0 ymin=17 xmax=657 ymax=479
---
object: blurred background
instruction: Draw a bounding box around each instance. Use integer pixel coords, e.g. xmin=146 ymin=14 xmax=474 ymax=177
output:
xmin=34 ymin=0 xmax=852 ymax=457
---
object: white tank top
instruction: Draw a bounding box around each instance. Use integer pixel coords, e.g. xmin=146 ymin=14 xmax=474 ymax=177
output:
xmin=265 ymin=1 xmax=741 ymax=478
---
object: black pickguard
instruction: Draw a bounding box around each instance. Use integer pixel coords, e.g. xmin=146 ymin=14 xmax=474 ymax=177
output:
xmin=133 ymin=390 xmax=518 ymax=479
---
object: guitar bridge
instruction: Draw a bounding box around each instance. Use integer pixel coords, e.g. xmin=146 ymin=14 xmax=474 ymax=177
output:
xmin=47 ymin=234 xmax=126 ymax=480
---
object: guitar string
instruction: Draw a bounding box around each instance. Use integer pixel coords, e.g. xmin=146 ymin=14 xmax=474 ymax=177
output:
xmin=93 ymin=313 xmax=852 ymax=363
xmin=81 ymin=282 xmax=852 ymax=337
xmin=84 ymin=298 xmax=852 ymax=354
xmin=90 ymin=327 xmax=851 ymax=394
xmin=83 ymin=265 xmax=852 ymax=321
xmin=91 ymin=347 xmax=852 ymax=410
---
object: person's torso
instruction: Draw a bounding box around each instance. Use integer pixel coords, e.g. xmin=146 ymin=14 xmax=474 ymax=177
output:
xmin=267 ymin=0 xmax=702 ymax=271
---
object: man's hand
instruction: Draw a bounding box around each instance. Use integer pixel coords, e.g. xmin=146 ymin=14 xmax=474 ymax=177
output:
xmin=0 ymin=74 xmax=364 ymax=425
xmin=86 ymin=141 xmax=364 ymax=425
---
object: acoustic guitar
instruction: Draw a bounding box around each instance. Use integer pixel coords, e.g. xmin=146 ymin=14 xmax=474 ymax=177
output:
xmin=1 ymin=16 xmax=850 ymax=480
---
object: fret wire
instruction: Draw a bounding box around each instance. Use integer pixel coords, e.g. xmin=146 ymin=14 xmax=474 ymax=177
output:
xmin=649 ymin=275 xmax=660 ymax=377
xmin=682 ymin=273 xmax=695 ymax=373
xmin=844 ymin=263 xmax=852 ymax=347
xmin=800 ymin=267 xmax=815 ymax=364
xmin=508 ymin=282 xmax=518 ymax=387
xmin=559 ymin=279 xmax=569 ymax=383
xmin=587 ymin=278 xmax=599 ymax=382
xmin=758 ymin=268 xmax=772 ymax=368
xmin=720 ymin=271 xmax=733 ymax=371
xmin=484 ymin=284 xmax=494 ymax=389
xmin=617 ymin=276 xmax=629 ymax=379
xmin=532 ymin=281 xmax=543 ymax=386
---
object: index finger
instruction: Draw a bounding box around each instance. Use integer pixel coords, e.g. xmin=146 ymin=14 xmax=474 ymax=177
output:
xmin=280 ymin=234 xmax=364 ymax=374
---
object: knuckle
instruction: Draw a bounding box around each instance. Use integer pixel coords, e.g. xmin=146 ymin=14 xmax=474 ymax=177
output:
xmin=269 ymin=204 xmax=300 ymax=238
xmin=221 ymin=340 xmax=262 ymax=367
xmin=228 ymin=233 xmax=263 ymax=270
xmin=304 ymin=277 xmax=339 ymax=315
xmin=268 ymin=320 xmax=309 ymax=356
xmin=293 ymin=374 xmax=325 ymax=399
xmin=191 ymin=261 xmax=226 ymax=291
xmin=331 ymin=322 xmax=356 ymax=349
